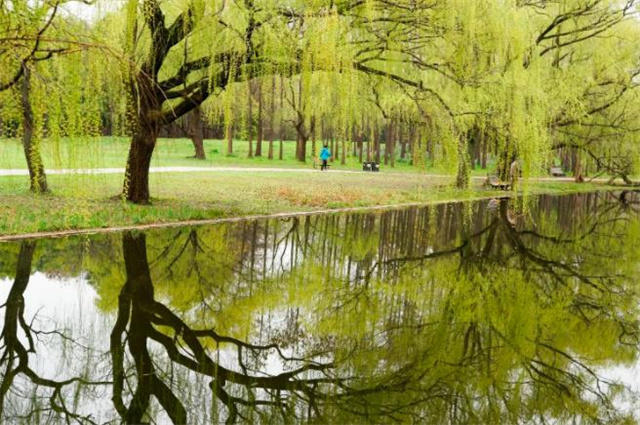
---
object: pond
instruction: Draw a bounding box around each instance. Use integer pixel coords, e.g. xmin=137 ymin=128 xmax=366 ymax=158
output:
xmin=1 ymin=191 xmax=639 ymax=424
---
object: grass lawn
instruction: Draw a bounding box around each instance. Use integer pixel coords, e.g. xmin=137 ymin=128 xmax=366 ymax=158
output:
xmin=0 ymin=136 xmax=486 ymax=174
xmin=0 ymin=168 xmax=611 ymax=237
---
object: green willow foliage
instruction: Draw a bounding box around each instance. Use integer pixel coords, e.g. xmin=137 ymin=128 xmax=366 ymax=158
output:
xmin=2 ymin=0 xmax=640 ymax=197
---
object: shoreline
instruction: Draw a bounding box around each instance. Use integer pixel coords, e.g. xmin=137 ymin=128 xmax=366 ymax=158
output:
xmin=0 ymin=186 xmax=612 ymax=242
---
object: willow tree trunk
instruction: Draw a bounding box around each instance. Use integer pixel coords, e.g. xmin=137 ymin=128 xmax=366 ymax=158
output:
xmin=125 ymin=125 xmax=159 ymax=203
xmin=455 ymin=138 xmax=471 ymax=189
xmin=226 ymin=122 xmax=233 ymax=155
xmin=20 ymin=66 xmax=47 ymax=193
xmin=189 ymin=107 xmax=205 ymax=159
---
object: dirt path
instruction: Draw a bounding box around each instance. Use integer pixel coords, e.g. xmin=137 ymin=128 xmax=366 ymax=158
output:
xmin=0 ymin=165 xmax=596 ymax=183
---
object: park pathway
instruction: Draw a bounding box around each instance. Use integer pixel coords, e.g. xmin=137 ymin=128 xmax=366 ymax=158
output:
xmin=0 ymin=165 xmax=585 ymax=182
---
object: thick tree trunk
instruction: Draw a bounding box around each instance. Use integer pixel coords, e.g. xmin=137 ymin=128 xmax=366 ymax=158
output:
xmin=189 ymin=107 xmax=205 ymax=159
xmin=455 ymin=138 xmax=471 ymax=189
xmin=296 ymin=135 xmax=307 ymax=162
xmin=124 ymin=125 xmax=158 ymax=204
xmin=20 ymin=66 xmax=48 ymax=193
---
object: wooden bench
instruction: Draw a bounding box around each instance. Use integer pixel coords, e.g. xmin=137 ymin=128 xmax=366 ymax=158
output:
xmin=362 ymin=161 xmax=380 ymax=172
xmin=550 ymin=166 xmax=565 ymax=177
xmin=486 ymin=175 xmax=511 ymax=190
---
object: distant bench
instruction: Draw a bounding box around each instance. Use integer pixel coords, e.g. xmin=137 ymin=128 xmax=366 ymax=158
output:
xmin=362 ymin=162 xmax=380 ymax=172
xmin=550 ymin=167 xmax=565 ymax=177
xmin=486 ymin=175 xmax=511 ymax=190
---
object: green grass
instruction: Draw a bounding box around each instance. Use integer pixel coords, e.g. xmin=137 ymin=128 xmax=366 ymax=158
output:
xmin=0 ymin=136 xmax=501 ymax=174
xmin=0 ymin=136 xmax=416 ymax=171
xmin=0 ymin=168 xmax=611 ymax=237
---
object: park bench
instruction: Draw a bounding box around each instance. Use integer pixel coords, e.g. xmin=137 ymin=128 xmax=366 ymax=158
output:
xmin=486 ymin=174 xmax=511 ymax=190
xmin=550 ymin=166 xmax=565 ymax=177
xmin=362 ymin=161 xmax=380 ymax=172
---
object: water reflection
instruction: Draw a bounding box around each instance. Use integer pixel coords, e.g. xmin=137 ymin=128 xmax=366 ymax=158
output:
xmin=1 ymin=191 xmax=640 ymax=424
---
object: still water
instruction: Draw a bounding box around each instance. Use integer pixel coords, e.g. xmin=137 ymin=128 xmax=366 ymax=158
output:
xmin=1 ymin=191 xmax=639 ymax=424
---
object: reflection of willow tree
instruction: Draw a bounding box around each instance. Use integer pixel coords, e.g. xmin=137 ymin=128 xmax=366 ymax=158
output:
xmin=0 ymin=241 xmax=109 ymax=424
xmin=111 ymin=232 xmax=353 ymax=424
xmin=100 ymin=193 xmax=640 ymax=423
xmin=4 ymin=193 xmax=638 ymax=423
xmin=327 ymin=194 xmax=640 ymax=423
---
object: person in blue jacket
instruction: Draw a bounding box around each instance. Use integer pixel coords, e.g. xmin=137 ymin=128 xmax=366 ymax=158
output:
xmin=320 ymin=145 xmax=331 ymax=171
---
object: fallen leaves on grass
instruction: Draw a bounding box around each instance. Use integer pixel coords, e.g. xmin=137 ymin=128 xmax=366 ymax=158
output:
xmin=273 ymin=185 xmax=385 ymax=207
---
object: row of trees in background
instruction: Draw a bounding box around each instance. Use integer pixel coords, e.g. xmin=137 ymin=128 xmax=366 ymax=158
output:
xmin=1 ymin=0 xmax=640 ymax=203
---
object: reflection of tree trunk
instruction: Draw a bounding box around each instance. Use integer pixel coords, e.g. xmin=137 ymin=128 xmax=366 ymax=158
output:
xmin=114 ymin=233 xmax=188 ymax=424
xmin=113 ymin=231 xmax=339 ymax=424
xmin=20 ymin=65 xmax=48 ymax=193
xmin=0 ymin=241 xmax=35 ymax=415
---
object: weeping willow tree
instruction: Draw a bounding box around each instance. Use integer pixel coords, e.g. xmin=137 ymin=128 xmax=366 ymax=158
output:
xmin=96 ymin=0 xmax=448 ymax=203
xmin=0 ymin=4 xmax=103 ymax=193
xmin=88 ymin=0 xmax=640 ymax=203
xmin=0 ymin=0 xmax=65 ymax=91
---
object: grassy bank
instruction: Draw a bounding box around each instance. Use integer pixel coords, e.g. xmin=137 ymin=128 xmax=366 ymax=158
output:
xmin=0 ymin=169 xmax=609 ymax=237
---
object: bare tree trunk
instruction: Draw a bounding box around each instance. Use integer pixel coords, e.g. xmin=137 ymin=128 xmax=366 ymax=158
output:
xmin=384 ymin=122 xmax=391 ymax=166
xmin=311 ymin=116 xmax=316 ymax=164
xmin=481 ymin=130 xmax=487 ymax=169
xmin=389 ymin=121 xmax=396 ymax=168
xmin=573 ymin=148 xmax=583 ymax=182
xmin=400 ymin=125 xmax=407 ymax=160
xmin=255 ymin=79 xmax=263 ymax=157
xmin=341 ymin=139 xmax=346 ymax=165
xmin=20 ymin=65 xmax=48 ymax=193
xmin=279 ymin=75 xmax=284 ymax=160
xmin=268 ymin=75 xmax=275 ymax=160
xmin=455 ymin=137 xmax=470 ymax=189
xmin=226 ymin=121 xmax=233 ymax=155
xmin=333 ymin=137 xmax=338 ymax=163
xmin=374 ymin=127 xmax=380 ymax=163
xmin=366 ymin=123 xmax=372 ymax=162
xmin=247 ymin=81 xmax=253 ymax=158
xmin=189 ymin=107 xmax=206 ymax=159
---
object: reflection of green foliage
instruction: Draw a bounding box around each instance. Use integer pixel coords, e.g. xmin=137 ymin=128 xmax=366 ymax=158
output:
xmin=5 ymin=192 xmax=639 ymax=423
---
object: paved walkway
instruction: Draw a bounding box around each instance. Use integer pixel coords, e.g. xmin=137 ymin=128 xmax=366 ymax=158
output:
xmin=0 ymin=165 xmax=590 ymax=182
